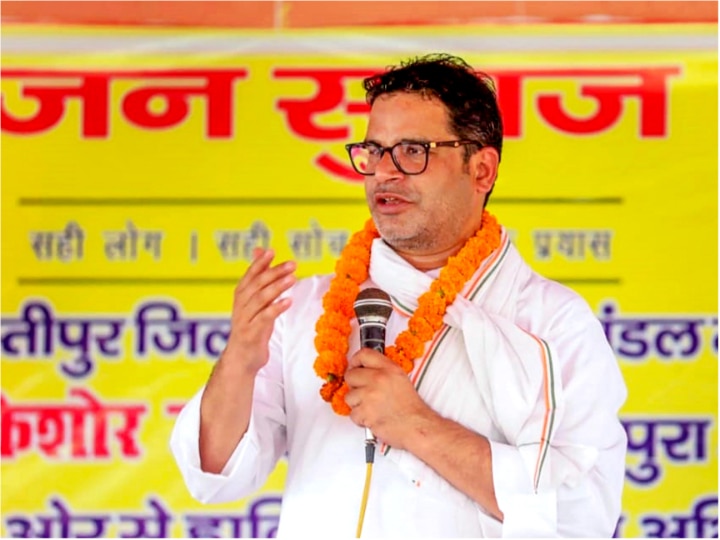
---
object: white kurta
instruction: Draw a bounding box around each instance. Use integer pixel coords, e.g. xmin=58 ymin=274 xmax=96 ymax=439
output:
xmin=170 ymin=231 xmax=627 ymax=538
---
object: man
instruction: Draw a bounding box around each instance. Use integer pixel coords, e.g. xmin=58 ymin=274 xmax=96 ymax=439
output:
xmin=171 ymin=54 xmax=627 ymax=537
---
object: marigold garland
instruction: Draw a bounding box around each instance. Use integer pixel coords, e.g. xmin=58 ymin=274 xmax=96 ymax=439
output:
xmin=313 ymin=210 xmax=501 ymax=415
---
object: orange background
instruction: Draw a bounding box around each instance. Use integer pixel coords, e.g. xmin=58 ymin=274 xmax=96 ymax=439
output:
xmin=2 ymin=0 xmax=717 ymax=28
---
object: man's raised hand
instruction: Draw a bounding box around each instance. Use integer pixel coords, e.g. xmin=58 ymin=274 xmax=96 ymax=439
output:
xmin=223 ymin=247 xmax=297 ymax=374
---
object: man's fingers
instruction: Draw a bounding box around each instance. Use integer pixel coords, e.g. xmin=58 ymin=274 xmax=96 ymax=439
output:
xmin=235 ymin=258 xmax=297 ymax=312
xmin=348 ymin=347 xmax=395 ymax=370
xmin=228 ymin=296 xmax=292 ymax=352
xmin=244 ymin=297 xmax=293 ymax=337
xmin=345 ymin=388 xmax=364 ymax=410
xmin=237 ymin=248 xmax=293 ymax=294
xmin=257 ymin=260 xmax=297 ymax=291
xmin=248 ymin=280 xmax=296 ymax=324
xmin=344 ymin=359 xmax=387 ymax=389
xmin=234 ymin=248 xmax=274 ymax=299
xmin=241 ymin=248 xmax=275 ymax=284
xmin=240 ymin=266 xmax=296 ymax=322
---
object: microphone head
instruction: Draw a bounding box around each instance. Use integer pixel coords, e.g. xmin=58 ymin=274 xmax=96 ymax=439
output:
xmin=353 ymin=287 xmax=393 ymax=323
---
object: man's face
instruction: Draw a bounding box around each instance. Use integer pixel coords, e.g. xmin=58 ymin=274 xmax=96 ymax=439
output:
xmin=363 ymin=92 xmax=490 ymax=262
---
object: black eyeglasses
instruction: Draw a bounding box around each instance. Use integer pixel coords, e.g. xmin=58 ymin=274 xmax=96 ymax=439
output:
xmin=345 ymin=140 xmax=483 ymax=176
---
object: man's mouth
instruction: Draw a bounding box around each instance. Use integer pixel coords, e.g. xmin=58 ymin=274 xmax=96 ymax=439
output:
xmin=373 ymin=193 xmax=414 ymax=215
xmin=375 ymin=193 xmax=410 ymax=205
xmin=379 ymin=196 xmax=402 ymax=204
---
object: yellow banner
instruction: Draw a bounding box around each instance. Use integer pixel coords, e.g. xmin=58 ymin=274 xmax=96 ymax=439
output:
xmin=1 ymin=24 xmax=717 ymax=538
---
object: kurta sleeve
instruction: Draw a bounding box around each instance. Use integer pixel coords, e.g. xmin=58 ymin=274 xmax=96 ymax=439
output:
xmin=459 ymin=293 xmax=627 ymax=538
xmin=169 ymin=314 xmax=288 ymax=504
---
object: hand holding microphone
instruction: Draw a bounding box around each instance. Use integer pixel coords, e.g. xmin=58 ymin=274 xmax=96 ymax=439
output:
xmin=346 ymin=287 xmax=434 ymax=458
xmin=348 ymin=288 xmax=394 ymax=537
xmin=348 ymin=288 xmax=434 ymax=537
xmin=351 ymin=288 xmax=393 ymax=450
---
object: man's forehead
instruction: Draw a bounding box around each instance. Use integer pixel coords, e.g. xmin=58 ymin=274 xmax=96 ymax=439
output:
xmin=366 ymin=93 xmax=451 ymax=137
xmin=369 ymin=90 xmax=445 ymax=109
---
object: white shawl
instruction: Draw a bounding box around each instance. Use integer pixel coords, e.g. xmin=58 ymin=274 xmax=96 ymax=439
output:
xmin=367 ymin=229 xmax=618 ymax=536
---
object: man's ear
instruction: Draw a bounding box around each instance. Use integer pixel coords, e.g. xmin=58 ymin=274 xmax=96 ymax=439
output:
xmin=470 ymin=146 xmax=500 ymax=194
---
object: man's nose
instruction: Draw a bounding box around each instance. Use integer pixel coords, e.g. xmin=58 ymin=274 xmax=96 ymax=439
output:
xmin=373 ymin=149 xmax=403 ymax=180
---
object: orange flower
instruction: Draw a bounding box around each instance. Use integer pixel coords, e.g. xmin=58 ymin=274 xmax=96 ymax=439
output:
xmin=336 ymin=259 xmax=368 ymax=284
xmin=430 ymin=280 xmax=458 ymax=305
xmin=408 ymin=316 xmax=434 ymax=341
xmin=395 ymin=332 xmax=425 ymax=359
xmin=314 ymin=349 xmax=347 ymax=380
xmin=386 ymin=345 xmax=414 ymax=374
xmin=320 ymin=379 xmax=341 ymax=402
xmin=415 ymin=292 xmax=446 ymax=324
xmin=331 ymin=381 xmax=352 ymax=415
xmin=334 ymin=277 xmax=360 ymax=303
xmin=364 ymin=219 xmax=378 ymax=234
xmin=316 ymin=311 xmax=352 ymax=335
xmin=399 ymin=356 xmax=414 ymax=374
xmin=313 ymin=212 xmax=501 ymax=416
xmin=439 ymin=263 xmax=466 ymax=292
xmin=314 ymin=330 xmax=349 ymax=356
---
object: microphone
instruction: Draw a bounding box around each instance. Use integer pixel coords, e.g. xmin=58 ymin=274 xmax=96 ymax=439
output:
xmin=353 ymin=287 xmax=393 ymax=462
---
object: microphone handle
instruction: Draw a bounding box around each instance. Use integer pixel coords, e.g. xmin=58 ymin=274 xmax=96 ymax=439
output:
xmin=359 ymin=323 xmax=386 ymax=354
xmin=358 ymin=322 xmax=386 ymax=444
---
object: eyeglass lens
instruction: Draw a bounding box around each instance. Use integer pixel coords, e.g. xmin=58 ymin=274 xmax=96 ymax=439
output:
xmin=350 ymin=143 xmax=428 ymax=175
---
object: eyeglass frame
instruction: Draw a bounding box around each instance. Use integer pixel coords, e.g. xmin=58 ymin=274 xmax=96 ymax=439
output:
xmin=344 ymin=139 xmax=484 ymax=176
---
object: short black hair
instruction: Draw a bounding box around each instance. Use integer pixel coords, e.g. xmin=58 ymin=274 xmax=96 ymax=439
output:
xmin=363 ymin=53 xmax=503 ymax=162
